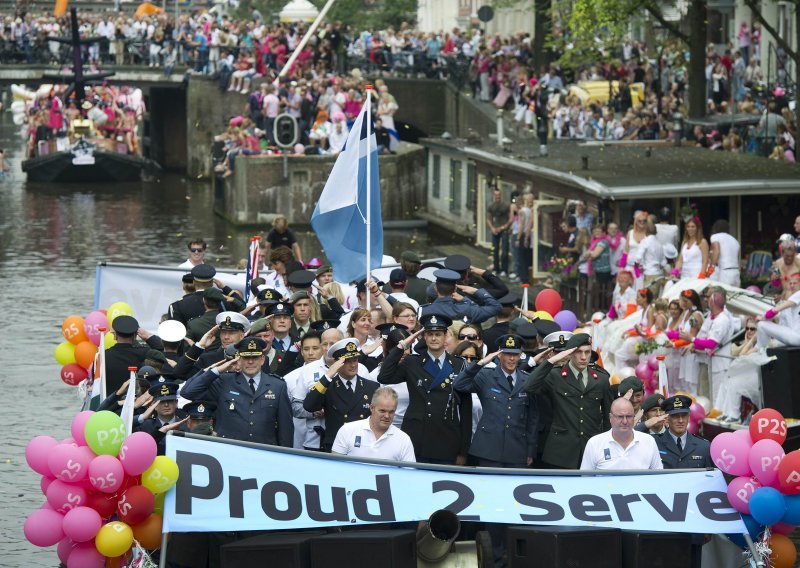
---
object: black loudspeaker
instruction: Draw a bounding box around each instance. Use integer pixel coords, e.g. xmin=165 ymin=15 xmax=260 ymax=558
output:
xmin=761 ymin=347 xmax=800 ymax=418
xmin=621 ymin=531 xmax=694 ymax=568
xmin=309 ymin=530 xmax=416 ymax=568
xmin=507 ymin=525 xmax=621 ymax=567
xmin=220 ymin=531 xmax=324 ymax=567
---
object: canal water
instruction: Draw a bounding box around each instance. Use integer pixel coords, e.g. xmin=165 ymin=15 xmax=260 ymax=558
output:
xmin=0 ymin=114 xmax=445 ymax=564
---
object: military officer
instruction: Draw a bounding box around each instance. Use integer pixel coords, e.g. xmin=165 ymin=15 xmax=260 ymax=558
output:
xmin=482 ymin=293 xmax=518 ymax=352
xmin=172 ymin=311 xmax=250 ymax=381
xmin=184 ymin=401 xmax=217 ymax=434
xmin=186 ymin=287 xmax=225 ymax=348
xmin=420 ymin=269 xmax=502 ymax=325
xmin=248 ymin=317 xmax=302 ymax=376
xmin=181 ymin=336 xmax=294 ymax=446
xmin=104 ymin=315 xmax=163 ymax=395
xmin=656 ymin=395 xmax=714 ymax=469
xmin=443 ymin=254 xmax=510 ymax=299
xmin=268 ymin=301 xmax=300 ymax=352
xmin=454 ymin=334 xmax=538 ymax=467
xmin=378 ymin=314 xmax=472 ymax=465
xmin=303 ymin=338 xmax=379 ymax=451
xmin=168 ymin=264 xmax=217 ymax=324
xmin=523 ymin=333 xmax=614 ymax=469
xmin=137 ymin=381 xmax=189 ymax=454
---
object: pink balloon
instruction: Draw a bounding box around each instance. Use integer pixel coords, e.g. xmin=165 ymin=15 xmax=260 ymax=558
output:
xmin=67 ymin=541 xmax=105 ymax=568
xmin=62 ymin=506 xmax=103 ymax=543
xmin=46 ymin=479 xmax=88 ymax=514
xmin=83 ymin=310 xmax=109 ymax=347
xmin=687 ymin=420 xmax=699 ymax=435
xmin=635 ymin=361 xmax=654 ymax=383
xmin=88 ymin=455 xmax=125 ymax=494
xmin=647 ymin=355 xmax=659 ymax=371
xmin=41 ymin=476 xmax=55 ymax=495
xmin=61 ymin=437 xmax=77 ymax=446
xmin=689 ymin=402 xmax=706 ymax=424
xmin=48 ymin=444 xmax=91 ymax=483
xmin=710 ymin=432 xmax=752 ymax=476
xmin=118 ymin=432 xmax=158 ymax=476
xmin=726 ymin=476 xmax=762 ymax=514
xmin=749 ymin=439 xmax=786 ymax=487
xmin=57 ymin=538 xmax=77 ymax=565
xmin=71 ymin=411 xmax=94 ymax=446
xmin=746 ymin=285 xmax=762 ymax=293
xmin=773 ymin=522 xmax=796 ymax=535
xmin=26 ymin=436 xmax=59 ymax=476
xmin=732 ymin=428 xmax=754 ymax=447
xmin=24 ymin=508 xmax=65 ymax=547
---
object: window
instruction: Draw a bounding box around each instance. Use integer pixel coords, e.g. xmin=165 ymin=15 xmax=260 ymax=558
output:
xmin=432 ymin=154 xmax=441 ymax=199
xmin=450 ymin=159 xmax=462 ymax=213
xmin=466 ymin=163 xmax=476 ymax=211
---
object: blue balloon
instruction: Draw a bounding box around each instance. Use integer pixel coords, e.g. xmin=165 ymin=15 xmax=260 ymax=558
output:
xmin=782 ymin=494 xmax=800 ymax=525
xmin=749 ymin=487 xmax=786 ymax=526
xmin=726 ymin=514 xmax=763 ymax=548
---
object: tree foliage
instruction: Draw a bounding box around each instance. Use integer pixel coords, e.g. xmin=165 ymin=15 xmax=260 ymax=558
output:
xmin=310 ymin=0 xmax=418 ymax=30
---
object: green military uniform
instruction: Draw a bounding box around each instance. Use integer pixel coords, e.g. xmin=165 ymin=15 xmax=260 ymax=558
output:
xmin=523 ymin=334 xmax=613 ymax=468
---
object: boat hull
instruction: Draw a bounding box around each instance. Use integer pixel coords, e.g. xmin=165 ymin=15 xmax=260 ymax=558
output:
xmin=21 ymin=151 xmax=158 ymax=183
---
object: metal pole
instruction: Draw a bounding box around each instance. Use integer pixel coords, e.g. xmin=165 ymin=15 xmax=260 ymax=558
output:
xmin=158 ymin=530 xmax=169 ymax=568
xmin=496 ymin=109 xmax=503 ymax=147
xmin=365 ymin=85 xmax=373 ymax=304
xmin=278 ymin=0 xmax=337 ymax=79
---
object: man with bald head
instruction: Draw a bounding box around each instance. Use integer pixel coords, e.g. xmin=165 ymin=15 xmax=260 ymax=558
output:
xmin=579 ymin=398 xmax=662 ymax=470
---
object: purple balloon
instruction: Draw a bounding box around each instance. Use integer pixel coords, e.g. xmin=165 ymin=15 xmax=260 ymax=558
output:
xmin=553 ymin=310 xmax=579 ymax=332
xmin=635 ymin=361 xmax=654 ymax=383
xmin=647 ymin=355 xmax=659 ymax=371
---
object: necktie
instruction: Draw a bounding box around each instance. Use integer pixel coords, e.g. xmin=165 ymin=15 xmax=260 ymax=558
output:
xmin=580 ymin=371 xmax=588 ymax=389
xmin=677 ymin=436 xmax=683 ymax=452
xmin=435 ymin=358 xmax=442 ymax=370
xmin=249 ymin=378 xmax=256 ymax=394
xmin=507 ymin=374 xmax=514 ymax=390
xmin=345 ymin=380 xmax=353 ymax=392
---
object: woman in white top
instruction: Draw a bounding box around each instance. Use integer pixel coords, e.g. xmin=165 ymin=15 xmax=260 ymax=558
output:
xmin=709 ymin=219 xmax=741 ymax=287
xmin=631 ymin=219 xmax=667 ymax=295
xmin=623 ymin=210 xmax=648 ymax=290
xmin=607 ymin=222 xmax=626 ymax=276
xmin=609 ymin=270 xmax=636 ymax=320
xmin=673 ymin=218 xmax=709 ymax=279
xmin=675 ymin=290 xmax=704 ymax=393
xmin=377 ymin=91 xmax=398 ymax=132
xmin=665 ymin=300 xmax=684 ymax=391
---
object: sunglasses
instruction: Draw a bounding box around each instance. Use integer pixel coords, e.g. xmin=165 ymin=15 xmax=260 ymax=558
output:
xmin=463 ymin=355 xmax=477 ymax=361
xmin=746 ymin=327 xmax=757 ymax=331
xmin=459 ymin=334 xmax=479 ymax=340
xmin=190 ymin=248 xmax=205 ymax=253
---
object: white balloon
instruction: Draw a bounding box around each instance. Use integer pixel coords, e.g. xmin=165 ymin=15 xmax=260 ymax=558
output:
xmin=695 ymin=396 xmax=711 ymax=413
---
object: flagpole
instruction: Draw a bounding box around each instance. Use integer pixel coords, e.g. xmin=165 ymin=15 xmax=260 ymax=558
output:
xmin=365 ymin=85 xmax=373 ymax=307
xmin=99 ymin=326 xmax=107 ymax=402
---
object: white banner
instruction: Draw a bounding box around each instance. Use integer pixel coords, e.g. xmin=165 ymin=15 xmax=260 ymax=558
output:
xmin=94 ymin=263 xmax=247 ymax=331
xmin=163 ymin=435 xmax=747 ymax=535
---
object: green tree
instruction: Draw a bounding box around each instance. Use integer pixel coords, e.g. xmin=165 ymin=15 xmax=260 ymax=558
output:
xmin=310 ymin=0 xmax=417 ymax=29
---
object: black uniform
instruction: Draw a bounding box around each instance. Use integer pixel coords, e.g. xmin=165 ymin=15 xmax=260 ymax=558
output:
xmin=138 ymin=408 xmax=190 ymax=455
xmin=378 ymin=347 xmax=472 ymax=463
xmin=104 ymin=337 xmax=163 ymax=394
xmin=482 ymin=320 xmax=511 ymax=352
xmin=186 ymin=309 xmax=222 ymax=347
xmin=303 ymin=374 xmax=379 ymax=450
xmin=172 ymin=343 xmax=226 ymax=382
xmin=168 ymin=290 xmax=206 ymax=325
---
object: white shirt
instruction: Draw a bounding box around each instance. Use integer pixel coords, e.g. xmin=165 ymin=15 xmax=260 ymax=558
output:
xmin=282 ymin=365 xmax=308 ymax=449
xmin=332 ymin=418 xmax=416 ymax=462
xmin=632 ymin=235 xmax=666 ymax=276
xmin=710 ymin=232 xmax=740 ymax=271
xmin=388 ymin=292 xmax=420 ymax=312
xmin=580 ymin=429 xmax=663 ymax=470
xmin=655 ymin=224 xmax=679 ymax=249
xmin=178 ymin=259 xmax=199 ymax=269
xmin=780 ymin=290 xmax=800 ymax=330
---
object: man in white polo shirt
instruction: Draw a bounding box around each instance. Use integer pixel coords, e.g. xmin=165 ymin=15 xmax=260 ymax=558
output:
xmin=332 ymin=387 xmax=416 ymax=462
xmin=580 ymin=398 xmax=662 ymax=470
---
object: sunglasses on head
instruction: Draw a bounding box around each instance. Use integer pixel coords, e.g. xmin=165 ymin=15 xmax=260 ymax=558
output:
xmin=459 ymin=334 xmax=479 ymax=340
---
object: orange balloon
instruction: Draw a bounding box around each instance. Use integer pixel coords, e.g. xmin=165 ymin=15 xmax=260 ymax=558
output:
xmin=770 ymin=534 xmax=797 ymax=568
xmin=62 ymin=315 xmax=89 ymax=345
xmin=610 ymin=374 xmax=621 ymax=385
xmin=132 ymin=514 xmax=163 ymax=550
xmin=708 ymin=408 xmax=722 ymax=419
xmin=74 ymin=341 xmax=98 ymax=370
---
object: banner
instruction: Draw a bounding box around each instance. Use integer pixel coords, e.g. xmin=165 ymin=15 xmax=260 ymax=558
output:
xmin=163 ymin=435 xmax=747 ymax=535
xmin=94 ymin=263 xmax=247 ymax=331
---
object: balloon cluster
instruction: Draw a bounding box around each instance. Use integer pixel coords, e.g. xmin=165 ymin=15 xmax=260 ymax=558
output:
xmin=531 ymin=289 xmax=580 ymax=333
xmin=711 ymin=408 xmax=798 ymax=568
xmin=53 ymin=303 xmax=133 ymax=387
xmin=24 ymin=410 xmax=179 ymax=566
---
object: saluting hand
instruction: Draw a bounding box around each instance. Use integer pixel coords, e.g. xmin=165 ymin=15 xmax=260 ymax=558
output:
xmin=198 ymin=324 xmax=219 ymax=349
xmin=547 ymin=346 xmax=577 ymax=365
xmin=456 ymin=284 xmax=478 ymax=295
xmin=217 ymin=356 xmax=240 ymax=373
xmin=326 ymin=357 xmax=346 ymax=379
xmin=477 ymin=350 xmax=501 ymax=366
xmin=159 ymin=416 xmax=190 ymax=433
xmin=398 ymin=328 xmax=424 ymax=350
xmin=532 ymin=347 xmax=555 ymax=364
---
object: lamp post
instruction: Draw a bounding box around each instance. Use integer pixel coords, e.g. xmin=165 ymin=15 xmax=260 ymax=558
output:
xmin=672 ymin=111 xmax=683 ymax=146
